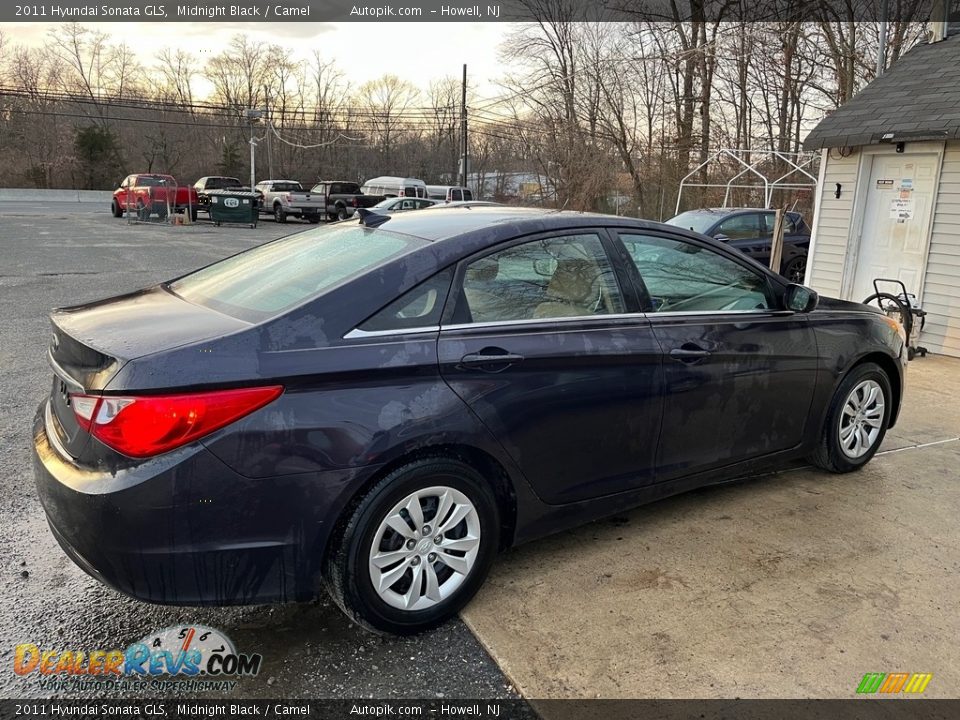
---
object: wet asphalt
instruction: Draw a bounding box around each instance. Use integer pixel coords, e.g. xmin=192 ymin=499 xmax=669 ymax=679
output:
xmin=0 ymin=202 xmax=519 ymax=700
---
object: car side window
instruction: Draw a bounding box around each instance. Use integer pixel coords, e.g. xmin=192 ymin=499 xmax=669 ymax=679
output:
xmin=619 ymin=233 xmax=773 ymax=313
xmin=453 ymin=233 xmax=624 ymax=324
xmin=357 ymin=269 xmax=453 ymax=332
xmin=715 ymin=213 xmax=759 ymax=240
xmin=761 ymin=212 xmax=797 ymax=235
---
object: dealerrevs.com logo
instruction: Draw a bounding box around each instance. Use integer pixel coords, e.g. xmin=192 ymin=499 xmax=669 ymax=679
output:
xmin=14 ymin=625 xmax=261 ymax=693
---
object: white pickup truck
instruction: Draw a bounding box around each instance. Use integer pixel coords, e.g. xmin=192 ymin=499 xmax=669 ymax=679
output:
xmin=255 ymin=180 xmax=325 ymax=223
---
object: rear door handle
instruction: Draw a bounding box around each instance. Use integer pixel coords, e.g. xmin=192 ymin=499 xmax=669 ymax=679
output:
xmin=459 ymin=348 xmax=525 ymax=372
xmin=669 ymin=345 xmax=711 ymax=364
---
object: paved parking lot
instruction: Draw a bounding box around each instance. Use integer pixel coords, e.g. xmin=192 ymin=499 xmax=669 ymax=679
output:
xmin=2 ymin=203 xmax=957 ymax=705
xmin=0 ymin=203 xmax=517 ymax=699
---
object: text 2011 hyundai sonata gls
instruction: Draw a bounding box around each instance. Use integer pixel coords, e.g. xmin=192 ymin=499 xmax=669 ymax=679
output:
xmin=34 ymin=206 xmax=905 ymax=634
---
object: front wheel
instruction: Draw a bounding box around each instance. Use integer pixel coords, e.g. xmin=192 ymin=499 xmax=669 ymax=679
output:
xmin=809 ymin=363 xmax=891 ymax=473
xmin=111 ymin=200 xmax=123 ymax=218
xmin=324 ymin=458 xmax=499 ymax=635
xmin=337 ymin=206 xmax=350 ymax=220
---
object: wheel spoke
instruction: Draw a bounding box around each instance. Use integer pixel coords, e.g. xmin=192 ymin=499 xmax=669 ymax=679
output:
xmin=437 ymin=503 xmax=472 ymax=535
xmin=840 ymin=423 xmax=857 ymax=442
xmin=423 ymin=563 xmax=443 ymax=602
xmin=433 ymin=489 xmax=454 ymax=530
xmin=404 ymin=563 xmax=425 ymax=608
xmin=404 ymin=494 xmax=425 ymax=530
xmin=858 ymin=426 xmax=871 ymax=455
xmin=371 ymin=548 xmax=409 ymax=569
xmin=385 ymin=513 xmax=416 ymax=540
xmin=437 ymin=534 xmax=480 ymax=553
xmin=864 ymin=385 xmax=879 ymax=408
xmin=437 ymin=551 xmax=471 ymax=575
xmin=377 ymin=561 xmax=410 ymax=593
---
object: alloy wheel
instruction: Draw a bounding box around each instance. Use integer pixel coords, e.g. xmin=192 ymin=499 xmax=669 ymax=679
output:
xmin=838 ymin=379 xmax=885 ymax=458
xmin=368 ymin=486 xmax=481 ymax=611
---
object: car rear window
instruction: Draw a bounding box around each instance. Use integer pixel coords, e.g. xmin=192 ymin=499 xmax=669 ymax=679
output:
xmin=170 ymin=225 xmax=427 ymax=322
xmin=665 ymin=211 xmax=719 ymax=235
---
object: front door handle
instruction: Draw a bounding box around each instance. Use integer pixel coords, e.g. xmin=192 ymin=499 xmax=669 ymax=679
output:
xmin=669 ymin=345 xmax=711 ymax=364
xmin=459 ymin=347 xmax=524 ymax=372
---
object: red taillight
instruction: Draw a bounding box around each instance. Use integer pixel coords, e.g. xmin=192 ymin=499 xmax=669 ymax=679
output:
xmin=70 ymin=386 xmax=283 ymax=458
xmin=352 ymin=197 xmax=358 ymax=207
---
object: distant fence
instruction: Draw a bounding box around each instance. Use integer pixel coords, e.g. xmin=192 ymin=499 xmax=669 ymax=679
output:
xmin=0 ymin=189 xmax=112 ymax=203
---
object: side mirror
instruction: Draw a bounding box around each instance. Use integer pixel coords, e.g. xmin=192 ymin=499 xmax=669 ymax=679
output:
xmin=784 ymin=283 xmax=818 ymax=313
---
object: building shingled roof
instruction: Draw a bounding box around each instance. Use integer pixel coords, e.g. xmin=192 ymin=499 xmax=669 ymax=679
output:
xmin=804 ymin=28 xmax=960 ymax=150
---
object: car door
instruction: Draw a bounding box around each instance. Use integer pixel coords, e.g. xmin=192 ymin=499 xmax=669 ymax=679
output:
xmin=614 ymin=230 xmax=819 ymax=481
xmin=437 ymin=230 xmax=664 ymax=505
xmin=716 ymin=212 xmax=770 ymax=266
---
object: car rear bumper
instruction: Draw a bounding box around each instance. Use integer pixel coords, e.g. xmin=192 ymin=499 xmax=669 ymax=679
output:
xmin=33 ymin=401 xmax=358 ymax=606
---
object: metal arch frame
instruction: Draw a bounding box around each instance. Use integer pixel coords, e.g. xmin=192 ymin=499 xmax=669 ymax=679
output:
xmin=675 ymin=148 xmax=820 ymax=214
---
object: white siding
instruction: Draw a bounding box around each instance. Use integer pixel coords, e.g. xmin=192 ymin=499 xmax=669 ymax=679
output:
xmin=920 ymin=141 xmax=960 ymax=357
xmin=807 ymin=148 xmax=860 ymax=297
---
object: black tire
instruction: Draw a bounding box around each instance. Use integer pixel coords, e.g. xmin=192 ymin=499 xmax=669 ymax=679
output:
xmin=324 ymin=457 xmax=500 ymax=635
xmin=328 ymin=212 xmax=338 ymax=222
xmin=274 ymin=204 xmax=287 ymax=223
xmin=156 ymin=205 xmax=168 ymax=221
xmin=808 ymin=362 xmax=892 ymax=473
xmin=781 ymin=255 xmax=806 ymax=284
xmin=189 ymin=208 xmax=198 ymax=223
xmin=862 ymin=292 xmax=913 ymax=342
xmin=307 ymin=216 xmax=321 ymax=224
xmin=111 ymin=200 xmax=122 ymax=218
xmin=337 ymin=206 xmax=350 ymax=220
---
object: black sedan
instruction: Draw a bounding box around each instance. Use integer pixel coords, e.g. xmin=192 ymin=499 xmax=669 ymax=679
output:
xmin=667 ymin=207 xmax=811 ymax=283
xmin=34 ymin=207 xmax=905 ymax=634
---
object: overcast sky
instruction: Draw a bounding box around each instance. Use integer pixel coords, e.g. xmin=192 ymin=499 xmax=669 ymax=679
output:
xmin=2 ymin=22 xmax=512 ymax=98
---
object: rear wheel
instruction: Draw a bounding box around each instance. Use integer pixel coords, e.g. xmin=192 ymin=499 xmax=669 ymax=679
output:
xmin=782 ymin=255 xmax=806 ymax=284
xmin=337 ymin=206 xmax=350 ymax=220
xmin=274 ymin=204 xmax=287 ymax=223
xmin=809 ymin=362 xmax=891 ymax=473
xmin=325 ymin=458 xmax=499 ymax=635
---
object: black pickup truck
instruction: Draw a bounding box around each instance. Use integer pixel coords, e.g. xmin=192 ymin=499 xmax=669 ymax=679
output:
xmin=310 ymin=181 xmax=385 ymax=221
xmin=193 ymin=176 xmax=262 ymax=213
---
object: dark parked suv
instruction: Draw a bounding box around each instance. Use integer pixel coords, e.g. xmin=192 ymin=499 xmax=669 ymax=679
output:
xmin=667 ymin=208 xmax=810 ymax=283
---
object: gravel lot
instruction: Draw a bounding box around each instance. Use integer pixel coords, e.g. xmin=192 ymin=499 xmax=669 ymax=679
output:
xmin=0 ymin=202 xmax=518 ymax=700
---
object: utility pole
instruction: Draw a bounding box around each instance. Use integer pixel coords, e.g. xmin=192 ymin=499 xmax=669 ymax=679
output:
xmin=245 ymin=108 xmax=263 ymax=191
xmin=264 ymin=87 xmax=274 ymax=179
xmin=459 ymin=63 xmax=468 ymax=188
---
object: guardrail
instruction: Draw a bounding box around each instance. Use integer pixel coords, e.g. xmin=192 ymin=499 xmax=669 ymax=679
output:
xmin=0 ymin=189 xmax=113 ymax=203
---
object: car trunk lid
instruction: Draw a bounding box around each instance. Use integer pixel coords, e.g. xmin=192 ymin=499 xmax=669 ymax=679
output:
xmin=46 ymin=286 xmax=251 ymax=458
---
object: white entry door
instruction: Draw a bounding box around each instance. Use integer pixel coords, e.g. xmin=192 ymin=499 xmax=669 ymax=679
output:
xmin=849 ymin=153 xmax=937 ymax=303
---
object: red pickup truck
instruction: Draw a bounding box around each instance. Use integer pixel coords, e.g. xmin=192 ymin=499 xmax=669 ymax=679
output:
xmin=111 ymin=174 xmax=199 ymax=222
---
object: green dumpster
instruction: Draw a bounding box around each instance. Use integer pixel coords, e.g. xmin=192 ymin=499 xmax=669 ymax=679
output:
xmin=207 ymin=190 xmax=259 ymax=228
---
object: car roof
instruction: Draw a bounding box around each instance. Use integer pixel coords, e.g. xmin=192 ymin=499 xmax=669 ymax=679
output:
xmin=367 ymin=205 xmax=686 ymax=243
xmin=679 ymin=207 xmax=802 ymax=217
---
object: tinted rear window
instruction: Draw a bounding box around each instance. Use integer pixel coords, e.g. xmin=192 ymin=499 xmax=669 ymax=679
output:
xmin=170 ymin=225 xmax=426 ymax=322
xmin=665 ymin=211 xmax=720 ymax=235
xmin=270 ymin=182 xmax=303 ymax=192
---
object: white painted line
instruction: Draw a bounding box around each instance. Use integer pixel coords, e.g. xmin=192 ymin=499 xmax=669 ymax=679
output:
xmin=876 ymin=437 xmax=960 ymax=456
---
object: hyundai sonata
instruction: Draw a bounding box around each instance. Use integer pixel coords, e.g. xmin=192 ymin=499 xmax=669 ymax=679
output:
xmin=34 ymin=207 xmax=905 ymax=634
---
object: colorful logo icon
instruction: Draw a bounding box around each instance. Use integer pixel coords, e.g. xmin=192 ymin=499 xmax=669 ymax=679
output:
xmin=857 ymin=672 xmax=933 ymax=695
xmin=14 ymin=625 xmax=261 ymax=678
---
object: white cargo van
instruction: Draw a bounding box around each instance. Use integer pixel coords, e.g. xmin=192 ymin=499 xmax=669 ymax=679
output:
xmin=426 ymin=185 xmax=474 ymax=202
xmin=360 ymin=176 xmax=428 ymax=199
